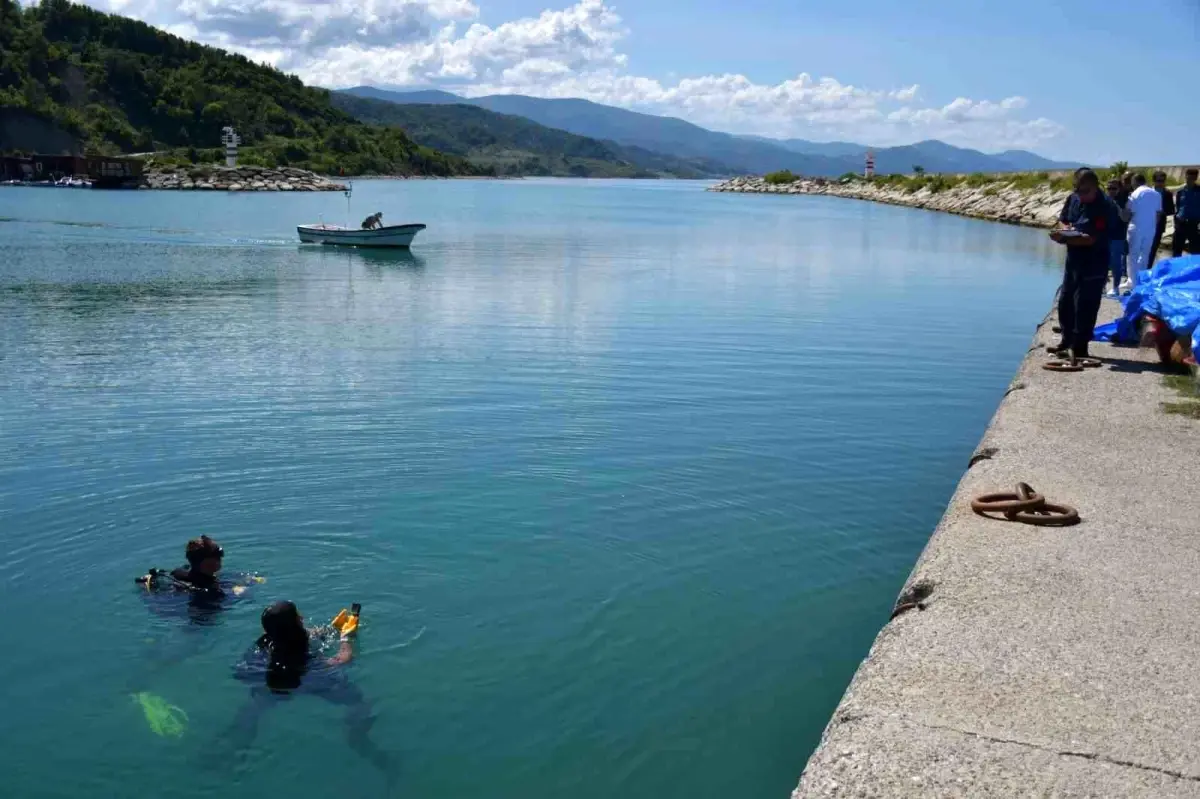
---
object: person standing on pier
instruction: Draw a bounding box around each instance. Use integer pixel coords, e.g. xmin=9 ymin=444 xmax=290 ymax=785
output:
xmin=1105 ymin=178 xmax=1129 ymax=298
xmin=1050 ymin=169 xmax=1112 ymax=360
xmin=1125 ymin=174 xmax=1162 ymax=290
xmin=1174 ymin=168 xmax=1200 ymax=257
xmin=1149 ymin=171 xmax=1175 ymax=267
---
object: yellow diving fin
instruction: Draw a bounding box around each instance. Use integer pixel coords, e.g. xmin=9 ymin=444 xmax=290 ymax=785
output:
xmin=331 ymin=603 xmax=361 ymax=636
xmin=133 ymin=692 xmax=188 ymax=738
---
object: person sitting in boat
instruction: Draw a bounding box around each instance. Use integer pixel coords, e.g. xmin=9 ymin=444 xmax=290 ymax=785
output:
xmin=361 ymin=212 xmax=383 ymax=230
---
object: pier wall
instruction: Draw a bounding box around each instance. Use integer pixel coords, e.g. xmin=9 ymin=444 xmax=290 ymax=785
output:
xmin=790 ymin=303 xmax=1200 ymax=796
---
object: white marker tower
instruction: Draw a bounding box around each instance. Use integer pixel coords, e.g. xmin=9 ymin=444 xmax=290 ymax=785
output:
xmin=221 ymin=126 xmax=241 ymax=168
xmin=864 ymin=150 xmax=875 ymax=179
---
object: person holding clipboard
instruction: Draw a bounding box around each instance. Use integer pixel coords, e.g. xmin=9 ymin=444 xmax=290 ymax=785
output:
xmin=1049 ymin=169 xmax=1116 ymax=362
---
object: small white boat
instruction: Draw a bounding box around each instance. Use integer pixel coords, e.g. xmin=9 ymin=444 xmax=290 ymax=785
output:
xmin=297 ymin=222 xmax=427 ymax=248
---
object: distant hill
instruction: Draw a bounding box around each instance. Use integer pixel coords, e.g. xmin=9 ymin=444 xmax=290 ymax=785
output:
xmin=344 ymin=86 xmax=851 ymax=176
xmin=357 ymin=89 xmax=464 ymax=106
xmin=346 ymin=87 xmax=1078 ymax=177
xmin=739 ymin=135 xmax=869 ymax=159
xmin=0 ymin=1 xmax=480 ymax=176
xmin=991 ymin=149 xmax=1076 ymax=171
xmin=744 ymin=135 xmax=1077 ymax=174
xmin=330 ymin=93 xmax=723 ymax=178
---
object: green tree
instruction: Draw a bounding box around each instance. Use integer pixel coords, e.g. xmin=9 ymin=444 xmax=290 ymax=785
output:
xmin=764 ymin=169 xmax=799 ymax=185
xmin=0 ymin=0 xmax=483 ymax=176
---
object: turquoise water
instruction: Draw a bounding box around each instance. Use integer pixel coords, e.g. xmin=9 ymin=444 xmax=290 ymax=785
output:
xmin=0 ymin=179 xmax=1062 ymax=798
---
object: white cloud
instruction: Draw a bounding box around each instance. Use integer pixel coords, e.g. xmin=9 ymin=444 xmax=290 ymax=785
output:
xmin=886 ymin=97 xmax=1064 ymax=147
xmin=76 ymin=0 xmax=1065 ymax=150
xmin=87 ymin=0 xmax=478 ymax=52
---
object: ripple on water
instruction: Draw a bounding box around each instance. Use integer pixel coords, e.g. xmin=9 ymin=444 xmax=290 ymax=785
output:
xmin=0 ymin=180 xmax=1065 ymax=799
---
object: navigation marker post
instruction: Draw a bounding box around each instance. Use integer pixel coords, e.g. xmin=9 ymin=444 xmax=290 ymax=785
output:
xmin=221 ymin=126 xmax=241 ymax=168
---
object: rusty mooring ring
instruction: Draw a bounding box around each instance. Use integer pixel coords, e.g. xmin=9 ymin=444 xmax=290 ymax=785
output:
xmin=1043 ymin=360 xmax=1084 ymax=372
xmin=971 ymin=489 xmax=1046 ymax=514
xmin=1008 ymin=502 xmax=1080 ymax=526
xmin=972 ymin=484 xmax=1080 ymax=526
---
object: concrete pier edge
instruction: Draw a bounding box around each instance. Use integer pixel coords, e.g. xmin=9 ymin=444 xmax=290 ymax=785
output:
xmin=792 ymin=301 xmax=1200 ymax=797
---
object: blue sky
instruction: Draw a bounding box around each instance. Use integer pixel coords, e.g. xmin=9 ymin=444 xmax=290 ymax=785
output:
xmin=84 ymin=0 xmax=1199 ymax=162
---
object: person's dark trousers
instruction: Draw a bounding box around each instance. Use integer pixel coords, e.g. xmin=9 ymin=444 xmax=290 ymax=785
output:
xmin=1058 ymin=266 xmax=1106 ymax=357
xmin=1150 ymin=220 xmax=1166 ymax=266
xmin=1174 ymin=219 xmax=1200 ymax=257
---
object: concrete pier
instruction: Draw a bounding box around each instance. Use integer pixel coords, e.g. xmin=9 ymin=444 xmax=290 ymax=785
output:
xmin=793 ymin=303 xmax=1200 ymax=797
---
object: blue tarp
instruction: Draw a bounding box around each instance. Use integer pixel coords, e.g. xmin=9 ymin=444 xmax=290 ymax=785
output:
xmin=1093 ymin=254 xmax=1200 ymax=354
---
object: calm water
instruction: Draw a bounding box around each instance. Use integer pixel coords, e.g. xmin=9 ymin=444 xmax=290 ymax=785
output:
xmin=0 ymin=179 xmax=1062 ymax=798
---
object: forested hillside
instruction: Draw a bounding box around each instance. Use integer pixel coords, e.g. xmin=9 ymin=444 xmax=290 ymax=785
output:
xmin=0 ymin=0 xmax=482 ymax=176
xmin=330 ymin=93 xmax=724 ymax=178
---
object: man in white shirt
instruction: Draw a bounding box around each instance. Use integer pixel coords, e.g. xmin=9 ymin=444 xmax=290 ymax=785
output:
xmin=1124 ymin=173 xmax=1162 ymax=291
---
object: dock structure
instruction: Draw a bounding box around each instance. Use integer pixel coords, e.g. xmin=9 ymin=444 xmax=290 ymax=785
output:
xmin=1 ymin=153 xmax=143 ymax=187
xmin=793 ymin=303 xmax=1200 ymax=797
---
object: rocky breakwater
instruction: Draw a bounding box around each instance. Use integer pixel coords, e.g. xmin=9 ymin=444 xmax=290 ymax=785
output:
xmin=710 ymin=175 xmax=1074 ymax=229
xmin=142 ymin=165 xmax=347 ymax=192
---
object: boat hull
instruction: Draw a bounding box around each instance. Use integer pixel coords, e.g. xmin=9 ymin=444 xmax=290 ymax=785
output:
xmin=297 ymin=223 xmax=426 ymax=248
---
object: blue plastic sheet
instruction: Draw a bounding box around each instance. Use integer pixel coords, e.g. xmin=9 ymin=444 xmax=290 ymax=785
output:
xmin=1093 ymin=254 xmax=1200 ymax=353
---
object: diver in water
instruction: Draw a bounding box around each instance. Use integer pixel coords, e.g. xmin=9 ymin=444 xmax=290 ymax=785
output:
xmin=133 ymin=536 xmax=263 ymax=667
xmin=225 ymin=601 xmax=396 ymax=784
xmin=137 ymin=535 xmax=263 ymax=621
xmin=129 ymin=537 xmax=264 ymax=732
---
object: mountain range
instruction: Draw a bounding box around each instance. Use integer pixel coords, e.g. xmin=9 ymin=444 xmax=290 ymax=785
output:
xmin=0 ymin=0 xmax=1076 ymax=181
xmin=735 ymin=134 xmax=1071 ymax=173
xmin=344 ymin=86 xmax=1077 ymax=178
xmin=329 ymin=93 xmax=721 ymax=178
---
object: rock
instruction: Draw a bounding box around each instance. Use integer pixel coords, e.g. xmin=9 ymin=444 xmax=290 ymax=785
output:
xmin=706 ymin=173 xmax=1081 ymax=232
xmin=141 ymin=164 xmax=351 ymax=192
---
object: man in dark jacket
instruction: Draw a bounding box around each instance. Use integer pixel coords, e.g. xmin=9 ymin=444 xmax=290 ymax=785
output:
xmin=1149 ymin=171 xmax=1175 ymax=267
xmin=1050 ymin=169 xmax=1114 ymax=361
xmin=1174 ymin=168 xmax=1200 ymax=257
xmin=1105 ymin=178 xmax=1129 ymax=297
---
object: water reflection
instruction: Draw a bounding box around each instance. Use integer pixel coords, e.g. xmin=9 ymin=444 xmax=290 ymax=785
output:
xmin=2 ymin=278 xmax=281 ymax=316
xmin=296 ymin=245 xmax=426 ymax=271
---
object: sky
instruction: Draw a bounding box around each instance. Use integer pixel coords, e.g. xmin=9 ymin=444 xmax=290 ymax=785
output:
xmin=72 ymin=0 xmax=1200 ymax=162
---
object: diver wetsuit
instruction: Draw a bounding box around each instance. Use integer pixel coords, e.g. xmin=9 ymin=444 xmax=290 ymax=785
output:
xmin=130 ymin=566 xmax=263 ymax=695
xmin=139 ymin=566 xmax=259 ymax=625
xmin=224 ymin=615 xmax=395 ymax=784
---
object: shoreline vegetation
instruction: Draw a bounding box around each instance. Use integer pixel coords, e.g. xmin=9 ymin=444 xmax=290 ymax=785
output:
xmin=710 ymin=166 xmax=1183 ymax=248
xmin=1 ymin=0 xmax=484 ymax=178
xmin=2 ymin=1 xmax=719 ymax=180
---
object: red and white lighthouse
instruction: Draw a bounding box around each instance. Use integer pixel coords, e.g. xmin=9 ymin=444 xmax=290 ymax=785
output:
xmin=864 ymin=150 xmax=875 ymax=178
